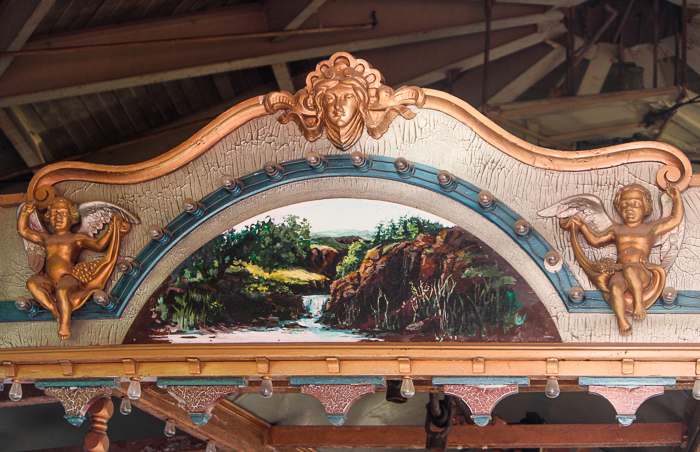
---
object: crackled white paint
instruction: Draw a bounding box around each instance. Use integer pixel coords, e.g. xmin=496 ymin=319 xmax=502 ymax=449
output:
xmin=1 ymin=107 xmax=699 ymax=346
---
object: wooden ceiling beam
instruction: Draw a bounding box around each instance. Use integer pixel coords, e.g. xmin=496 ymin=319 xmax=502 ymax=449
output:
xmin=0 ymin=107 xmax=47 ymax=170
xmin=271 ymin=0 xmax=328 ymax=43
xmin=268 ymin=423 xmax=683 ymax=449
xmin=396 ymin=24 xmax=566 ymax=88
xmin=489 ymin=41 xmax=565 ymax=103
xmin=21 ymin=434 xmax=208 ymax=452
xmin=114 ymin=383 xmax=273 ymax=452
xmin=0 ymin=10 xmax=562 ymax=107
xmin=577 ymin=43 xmax=617 ymax=96
xmin=0 ymin=0 xmax=55 ymax=79
xmin=493 ymin=86 xmax=681 ymax=118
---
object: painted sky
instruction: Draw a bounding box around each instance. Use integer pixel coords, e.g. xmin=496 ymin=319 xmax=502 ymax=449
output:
xmin=232 ymin=199 xmax=454 ymax=234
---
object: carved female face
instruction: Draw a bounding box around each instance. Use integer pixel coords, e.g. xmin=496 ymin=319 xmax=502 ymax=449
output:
xmin=321 ymin=83 xmax=360 ymax=129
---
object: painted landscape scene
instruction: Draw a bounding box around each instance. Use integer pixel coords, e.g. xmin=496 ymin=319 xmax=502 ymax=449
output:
xmin=134 ymin=199 xmax=560 ymax=343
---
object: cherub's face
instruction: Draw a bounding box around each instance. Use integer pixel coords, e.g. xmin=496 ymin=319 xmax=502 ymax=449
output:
xmin=618 ymin=190 xmax=646 ymax=225
xmin=321 ymin=84 xmax=359 ymax=128
xmin=47 ymin=203 xmax=72 ymax=232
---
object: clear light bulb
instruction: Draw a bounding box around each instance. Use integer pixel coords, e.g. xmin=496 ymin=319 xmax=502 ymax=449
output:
xmin=120 ymin=397 xmax=132 ymax=415
xmin=164 ymin=420 xmax=176 ymax=437
xmin=206 ymin=442 xmax=217 ymax=452
xmin=693 ymin=379 xmax=700 ymax=400
xmin=127 ymin=378 xmax=141 ymax=400
xmin=545 ymin=377 xmax=560 ymax=399
xmin=260 ymin=377 xmax=273 ymax=398
xmin=400 ymin=376 xmax=415 ymax=398
xmin=9 ymin=381 xmax=22 ymax=402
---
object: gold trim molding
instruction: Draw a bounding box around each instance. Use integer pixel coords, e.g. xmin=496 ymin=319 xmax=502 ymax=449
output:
xmin=20 ymin=61 xmax=692 ymax=203
xmin=2 ymin=343 xmax=700 ymax=381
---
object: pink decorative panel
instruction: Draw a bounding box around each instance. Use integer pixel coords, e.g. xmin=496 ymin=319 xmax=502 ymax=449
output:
xmin=588 ymin=385 xmax=664 ymax=415
xmin=443 ymin=384 xmax=518 ymax=415
xmin=165 ymin=385 xmax=239 ymax=415
xmin=301 ymin=384 xmax=375 ymax=415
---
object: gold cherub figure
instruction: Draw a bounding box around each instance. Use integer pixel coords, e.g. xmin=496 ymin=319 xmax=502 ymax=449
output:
xmin=17 ymin=196 xmax=139 ymax=339
xmin=539 ymin=184 xmax=684 ymax=335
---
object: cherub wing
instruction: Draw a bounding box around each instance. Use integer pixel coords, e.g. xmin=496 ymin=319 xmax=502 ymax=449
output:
xmin=538 ymin=194 xmax=615 ymax=234
xmin=77 ymin=201 xmax=140 ymax=237
xmin=16 ymin=205 xmax=46 ymax=273
xmin=654 ymin=192 xmax=684 ymax=269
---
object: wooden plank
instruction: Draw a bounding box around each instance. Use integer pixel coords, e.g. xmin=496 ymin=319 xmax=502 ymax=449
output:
xmin=145 ymin=83 xmax=180 ymax=124
xmin=0 ymin=0 xmax=56 ymax=78
xmin=396 ymin=25 xmax=566 ymax=88
xmin=61 ymin=95 xmax=110 ymax=149
xmin=0 ymin=10 xmax=560 ymax=107
xmin=162 ymin=80 xmax=195 ymax=117
xmin=548 ymin=122 xmax=642 ymax=141
xmin=83 ymin=0 xmax=124 ymax=29
xmin=485 ymin=112 xmax=573 ymax=150
xmin=577 ymin=43 xmax=617 ymax=96
xmin=79 ymin=92 xmax=123 ymax=143
xmin=271 ymin=0 xmax=328 ymax=43
xmin=268 ymin=423 xmax=683 ymax=449
xmin=114 ymin=384 xmax=273 ymax=452
xmin=212 ymin=73 xmax=236 ymax=100
xmin=47 ymin=98 xmax=99 ymax=152
xmin=22 ymin=434 xmax=208 ymax=452
xmin=113 ymin=87 xmax=150 ymax=134
xmin=193 ymin=75 xmax=223 ymax=107
xmin=271 ymin=62 xmax=295 ymax=92
xmin=30 ymin=100 xmax=77 ymax=159
xmin=494 ymin=86 xmax=681 ymax=118
xmin=0 ymin=107 xmax=46 ymax=168
xmin=129 ymin=84 xmax=166 ymax=129
xmin=136 ymin=0 xmax=169 ymax=21
xmin=31 ymin=0 xmax=69 ymax=37
xmin=65 ymin=0 xmax=106 ymax=31
xmin=489 ymin=42 xmax=565 ymax=103
xmin=95 ymin=90 xmax=137 ymax=138
xmin=48 ymin=0 xmax=91 ymax=34
xmin=178 ymin=78 xmax=208 ymax=112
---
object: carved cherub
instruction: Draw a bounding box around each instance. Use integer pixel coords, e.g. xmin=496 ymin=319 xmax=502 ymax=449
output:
xmin=17 ymin=196 xmax=139 ymax=339
xmin=263 ymin=52 xmax=425 ymax=151
xmin=539 ymin=184 xmax=684 ymax=334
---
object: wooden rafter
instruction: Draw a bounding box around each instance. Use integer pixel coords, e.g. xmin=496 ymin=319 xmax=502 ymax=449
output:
xmin=396 ymin=24 xmax=567 ymax=88
xmin=113 ymin=383 xmax=273 ymax=452
xmin=271 ymin=0 xmax=328 ymax=43
xmin=0 ymin=10 xmax=562 ymax=107
xmin=268 ymin=423 xmax=684 ymax=448
xmin=0 ymin=0 xmax=55 ymax=79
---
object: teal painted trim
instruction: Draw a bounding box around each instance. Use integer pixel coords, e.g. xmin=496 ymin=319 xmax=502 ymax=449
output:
xmin=189 ymin=413 xmax=211 ymax=426
xmin=290 ymin=377 xmax=386 ymax=387
xmin=432 ymin=377 xmax=530 ymax=386
xmin=64 ymin=415 xmax=86 ymax=426
xmin=35 ymin=379 xmax=119 ymax=389
xmin=156 ymin=377 xmax=248 ymax=388
xmin=616 ymin=415 xmax=636 ymax=426
xmin=471 ymin=415 xmax=491 ymax=427
xmin=579 ymin=377 xmax=676 ymax=387
xmin=326 ymin=414 xmax=347 ymax=426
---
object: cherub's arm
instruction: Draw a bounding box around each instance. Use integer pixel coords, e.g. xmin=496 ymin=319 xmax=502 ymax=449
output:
xmin=653 ymin=185 xmax=684 ymax=237
xmin=561 ymin=215 xmax=615 ymax=246
xmin=17 ymin=202 xmax=47 ymax=245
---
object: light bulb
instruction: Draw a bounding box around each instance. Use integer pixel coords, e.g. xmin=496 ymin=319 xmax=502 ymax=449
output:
xmin=9 ymin=381 xmax=22 ymax=402
xmin=400 ymin=376 xmax=415 ymax=398
xmin=693 ymin=379 xmax=700 ymax=400
xmin=206 ymin=442 xmax=217 ymax=452
xmin=260 ymin=377 xmax=273 ymax=398
xmin=164 ymin=420 xmax=176 ymax=437
xmin=545 ymin=377 xmax=560 ymax=399
xmin=127 ymin=378 xmax=141 ymax=400
xmin=120 ymin=397 xmax=132 ymax=415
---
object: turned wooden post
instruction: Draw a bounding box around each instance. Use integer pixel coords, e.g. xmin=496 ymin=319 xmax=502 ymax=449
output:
xmin=83 ymin=397 xmax=113 ymax=452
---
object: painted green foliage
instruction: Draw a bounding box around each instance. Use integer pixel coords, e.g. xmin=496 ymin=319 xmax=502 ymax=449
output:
xmin=152 ymin=212 xmax=525 ymax=340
